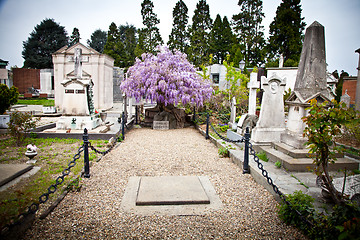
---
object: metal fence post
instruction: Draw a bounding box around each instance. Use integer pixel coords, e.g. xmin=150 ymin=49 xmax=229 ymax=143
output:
xmin=205 ymin=112 xmax=209 ymax=139
xmin=83 ymin=128 xmax=90 ymax=178
xmin=135 ymin=105 xmax=138 ymax=124
xmin=121 ymin=112 xmax=125 ymax=140
xmin=243 ymin=127 xmax=250 ymax=174
xmin=193 ymin=106 xmax=196 ymax=123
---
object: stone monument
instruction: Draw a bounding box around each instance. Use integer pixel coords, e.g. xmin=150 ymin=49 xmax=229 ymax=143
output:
xmin=281 ymin=21 xmax=331 ymax=148
xmin=340 ymin=90 xmax=351 ymax=108
xmin=252 ymin=73 xmax=286 ymax=143
xmin=247 ymin=72 xmax=259 ymax=115
xmin=229 ymin=97 xmax=237 ymax=129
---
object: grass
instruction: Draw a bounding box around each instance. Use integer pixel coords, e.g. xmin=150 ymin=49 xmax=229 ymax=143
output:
xmin=0 ymin=136 xmax=108 ymax=229
xmin=291 ymin=174 xmax=309 ymax=189
xmin=16 ymin=98 xmax=54 ymax=106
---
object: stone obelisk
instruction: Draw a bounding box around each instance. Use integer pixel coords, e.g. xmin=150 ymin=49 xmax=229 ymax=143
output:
xmin=282 ymin=21 xmax=331 ymax=148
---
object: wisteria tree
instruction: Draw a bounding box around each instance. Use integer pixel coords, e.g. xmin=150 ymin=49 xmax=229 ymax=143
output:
xmin=120 ymin=46 xmax=213 ymax=111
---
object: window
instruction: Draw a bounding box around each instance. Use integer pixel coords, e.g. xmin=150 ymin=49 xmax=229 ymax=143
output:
xmin=212 ymin=73 xmax=219 ymax=84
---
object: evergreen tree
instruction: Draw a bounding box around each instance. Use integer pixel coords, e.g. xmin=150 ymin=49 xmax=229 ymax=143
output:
xmin=209 ymin=15 xmax=235 ymax=64
xmin=87 ymin=29 xmax=107 ymax=53
xmin=69 ymin=27 xmax=80 ymax=46
xmin=103 ymin=22 xmax=126 ymax=67
xmin=268 ymin=0 xmax=306 ymax=63
xmin=168 ymin=0 xmax=189 ymax=53
xmin=334 ymin=70 xmax=349 ymax=102
xmin=232 ymin=0 xmax=266 ymax=68
xmin=22 ymin=18 xmax=68 ymax=69
xmin=188 ymin=0 xmax=212 ymax=68
xmin=119 ymin=24 xmax=137 ymax=67
xmin=139 ymin=0 xmax=163 ymax=54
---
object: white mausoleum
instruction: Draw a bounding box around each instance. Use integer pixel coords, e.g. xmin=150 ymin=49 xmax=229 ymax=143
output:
xmin=52 ymin=42 xmax=114 ymax=112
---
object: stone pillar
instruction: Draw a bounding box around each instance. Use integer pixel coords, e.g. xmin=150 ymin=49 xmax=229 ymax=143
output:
xmin=355 ymin=48 xmax=360 ymax=112
xmin=279 ymin=54 xmax=284 ymax=68
xmin=252 ymin=73 xmax=286 ymax=143
xmin=247 ymin=72 xmax=259 ymax=115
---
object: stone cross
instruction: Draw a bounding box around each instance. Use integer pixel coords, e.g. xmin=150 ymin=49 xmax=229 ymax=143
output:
xmin=230 ymin=97 xmax=237 ymax=124
xmin=74 ymin=48 xmax=82 ymax=79
xmin=247 ymin=72 xmax=259 ymax=115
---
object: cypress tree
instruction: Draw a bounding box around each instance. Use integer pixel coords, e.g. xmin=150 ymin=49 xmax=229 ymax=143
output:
xmin=232 ymin=0 xmax=266 ymax=67
xmin=188 ymin=0 xmax=212 ymax=68
xmin=69 ymin=27 xmax=80 ymax=46
xmin=103 ymin=22 xmax=126 ymax=67
xmin=168 ymin=0 xmax=189 ymax=53
xmin=139 ymin=0 xmax=163 ymax=54
xmin=268 ymin=0 xmax=306 ymax=64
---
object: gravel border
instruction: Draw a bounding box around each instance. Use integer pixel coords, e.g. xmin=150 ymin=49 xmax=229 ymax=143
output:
xmin=23 ymin=127 xmax=306 ymax=239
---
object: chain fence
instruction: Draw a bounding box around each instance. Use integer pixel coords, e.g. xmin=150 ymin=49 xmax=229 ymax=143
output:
xmin=195 ymin=110 xmax=315 ymax=229
xmin=1 ymin=144 xmax=85 ymax=237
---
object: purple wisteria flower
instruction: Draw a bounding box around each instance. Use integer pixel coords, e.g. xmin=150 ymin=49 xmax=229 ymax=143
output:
xmin=120 ymin=46 xmax=213 ymax=107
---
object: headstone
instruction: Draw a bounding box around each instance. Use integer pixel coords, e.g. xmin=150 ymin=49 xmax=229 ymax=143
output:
xmin=229 ymin=97 xmax=237 ymax=128
xmin=113 ymin=67 xmax=124 ymax=102
xmin=247 ymin=72 xmax=259 ymax=115
xmin=340 ymin=90 xmax=351 ymax=108
xmin=252 ymin=73 xmax=286 ymax=143
xmin=281 ymin=21 xmax=331 ymax=148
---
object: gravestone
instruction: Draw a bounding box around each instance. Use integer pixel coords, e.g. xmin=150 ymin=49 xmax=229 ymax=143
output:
xmin=252 ymin=73 xmax=286 ymax=143
xmin=247 ymin=72 xmax=259 ymax=115
xmin=340 ymin=90 xmax=351 ymax=108
xmin=113 ymin=67 xmax=124 ymax=102
xmin=281 ymin=21 xmax=331 ymax=148
xmin=229 ymin=97 xmax=237 ymax=129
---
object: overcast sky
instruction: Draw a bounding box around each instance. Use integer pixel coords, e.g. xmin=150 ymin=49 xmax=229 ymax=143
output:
xmin=0 ymin=0 xmax=359 ymax=75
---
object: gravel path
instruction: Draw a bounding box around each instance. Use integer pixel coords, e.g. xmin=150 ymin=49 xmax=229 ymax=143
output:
xmin=23 ymin=127 xmax=306 ymax=239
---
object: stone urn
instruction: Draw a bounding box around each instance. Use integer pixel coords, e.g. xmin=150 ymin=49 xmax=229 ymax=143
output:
xmin=100 ymin=111 xmax=107 ymax=123
xmin=25 ymin=144 xmax=38 ymax=161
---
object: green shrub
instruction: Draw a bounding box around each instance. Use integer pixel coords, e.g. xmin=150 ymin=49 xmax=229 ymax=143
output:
xmin=8 ymin=111 xmax=39 ymax=146
xmin=275 ymin=161 xmax=281 ymax=168
xmin=218 ymin=147 xmax=229 ymax=158
xmin=278 ymin=191 xmax=360 ymax=239
xmin=0 ymin=84 xmax=18 ymax=114
xmin=256 ymin=151 xmax=269 ymax=162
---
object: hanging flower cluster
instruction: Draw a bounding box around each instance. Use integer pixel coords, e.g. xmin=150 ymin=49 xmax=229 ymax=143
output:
xmin=120 ymin=46 xmax=213 ymax=107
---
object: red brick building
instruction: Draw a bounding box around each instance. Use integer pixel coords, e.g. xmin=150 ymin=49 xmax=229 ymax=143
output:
xmin=12 ymin=68 xmax=40 ymax=94
xmin=342 ymin=76 xmax=357 ymax=106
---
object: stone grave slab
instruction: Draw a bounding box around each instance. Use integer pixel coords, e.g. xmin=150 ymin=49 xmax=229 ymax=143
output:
xmin=136 ymin=176 xmax=210 ymax=206
xmin=121 ymin=176 xmax=222 ymax=216
xmin=0 ymin=164 xmax=33 ymax=187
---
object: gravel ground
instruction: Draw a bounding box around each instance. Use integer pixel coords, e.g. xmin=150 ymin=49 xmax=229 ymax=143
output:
xmin=22 ymin=127 xmax=306 ymax=239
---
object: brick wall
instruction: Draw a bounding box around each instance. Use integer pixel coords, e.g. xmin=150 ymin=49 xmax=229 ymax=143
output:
xmin=342 ymin=76 xmax=357 ymax=105
xmin=12 ymin=68 xmax=40 ymax=94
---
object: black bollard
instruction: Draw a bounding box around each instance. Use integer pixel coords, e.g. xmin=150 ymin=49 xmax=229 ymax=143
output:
xmin=135 ymin=105 xmax=138 ymax=125
xmin=193 ymin=106 xmax=196 ymax=123
xmin=83 ymin=128 xmax=90 ymax=178
xmin=205 ymin=112 xmax=209 ymax=139
xmin=121 ymin=112 xmax=125 ymax=140
xmin=243 ymin=127 xmax=250 ymax=174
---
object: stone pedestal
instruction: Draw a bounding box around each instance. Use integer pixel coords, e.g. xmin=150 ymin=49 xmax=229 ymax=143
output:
xmin=252 ymin=73 xmax=286 ymax=143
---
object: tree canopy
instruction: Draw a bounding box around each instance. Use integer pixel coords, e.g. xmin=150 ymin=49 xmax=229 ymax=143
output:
xmin=188 ymin=0 xmax=212 ymax=68
xmin=138 ymin=0 xmax=163 ymax=54
xmin=268 ymin=0 xmax=306 ymax=64
xmin=22 ymin=18 xmax=68 ymax=69
xmin=232 ymin=0 xmax=266 ymax=68
xmin=69 ymin=27 xmax=80 ymax=47
xmin=167 ymin=0 xmax=189 ymax=53
xmin=87 ymin=29 xmax=107 ymax=53
xmin=120 ymin=46 xmax=213 ymax=108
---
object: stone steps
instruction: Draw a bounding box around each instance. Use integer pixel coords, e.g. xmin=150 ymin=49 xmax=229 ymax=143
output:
xmin=258 ymin=145 xmax=358 ymax=172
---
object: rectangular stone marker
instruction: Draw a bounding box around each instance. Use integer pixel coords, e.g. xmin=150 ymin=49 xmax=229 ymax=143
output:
xmin=153 ymin=121 xmax=169 ymax=130
xmin=136 ymin=176 xmax=210 ymax=206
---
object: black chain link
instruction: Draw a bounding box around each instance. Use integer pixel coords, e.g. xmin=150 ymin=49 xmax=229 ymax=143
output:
xmin=88 ymin=129 xmax=123 ymax=156
xmin=2 ymin=144 xmax=84 ymax=233
xmin=209 ymin=122 xmax=244 ymax=143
